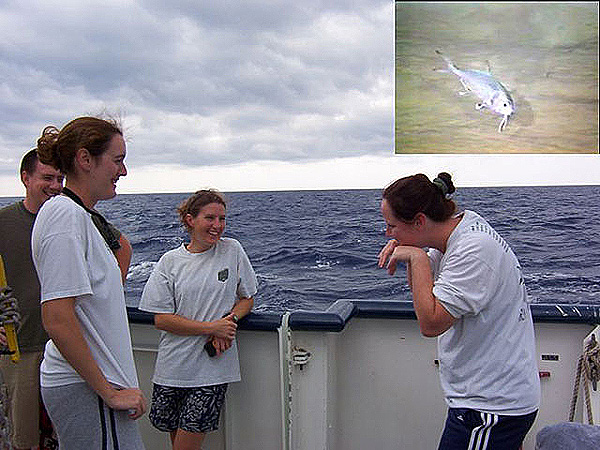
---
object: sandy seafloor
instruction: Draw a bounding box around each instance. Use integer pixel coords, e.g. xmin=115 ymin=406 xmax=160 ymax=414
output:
xmin=395 ymin=2 xmax=599 ymax=154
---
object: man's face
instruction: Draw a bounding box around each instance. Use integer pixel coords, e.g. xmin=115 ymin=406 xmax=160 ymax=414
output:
xmin=22 ymin=160 xmax=64 ymax=211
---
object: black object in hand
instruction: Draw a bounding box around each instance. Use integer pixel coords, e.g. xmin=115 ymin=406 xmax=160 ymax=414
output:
xmin=204 ymin=340 xmax=217 ymax=357
xmin=205 ymin=311 xmax=235 ymax=357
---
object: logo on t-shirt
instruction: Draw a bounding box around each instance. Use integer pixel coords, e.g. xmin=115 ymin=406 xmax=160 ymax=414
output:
xmin=218 ymin=268 xmax=229 ymax=282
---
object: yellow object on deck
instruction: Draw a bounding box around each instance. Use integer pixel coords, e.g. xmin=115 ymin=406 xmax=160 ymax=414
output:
xmin=0 ymin=256 xmax=20 ymax=363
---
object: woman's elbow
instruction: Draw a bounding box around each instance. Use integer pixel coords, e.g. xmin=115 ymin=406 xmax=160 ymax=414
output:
xmin=418 ymin=317 xmax=455 ymax=338
xmin=419 ymin=323 xmax=443 ymax=338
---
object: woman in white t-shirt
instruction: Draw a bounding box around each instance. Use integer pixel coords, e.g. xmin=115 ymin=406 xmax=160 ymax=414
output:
xmin=139 ymin=189 xmax=257 ymax=450
xmin=32 ymin=117 xmax=146 ymax=449
xmin=378 ymin=172 xmax=540 ymax=450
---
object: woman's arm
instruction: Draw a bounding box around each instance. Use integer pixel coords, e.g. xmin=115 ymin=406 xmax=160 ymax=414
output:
xmin=406 ymin=249 xmax=456 ymax=337
xmin=113 ymin=234 xmax=132 ymax=284
xmin=382 ymin=245 xmax=456 ymax=338
xmin=211 ymin=296 xmax=254 ymax=355
xmin=153 ymin=312 xmax=237 ymax=340
xmin=230 ymin=296 xmax=253 ymax=320
xmin=42 ymin=297 xmax=146 ymax=418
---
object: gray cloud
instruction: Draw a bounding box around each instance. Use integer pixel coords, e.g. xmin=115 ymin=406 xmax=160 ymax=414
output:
xmin=0 ymin=0 xmax=393 ymax=176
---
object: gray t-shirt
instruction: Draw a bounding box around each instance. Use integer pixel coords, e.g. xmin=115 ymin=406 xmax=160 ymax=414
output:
xmin=430 ymin=210 xmax=540 ymax=415
xmin=139 ymin=239 xmax=257 ymax=387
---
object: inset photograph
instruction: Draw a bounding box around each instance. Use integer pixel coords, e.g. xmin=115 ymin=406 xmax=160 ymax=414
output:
xmin=395 ymin=2 xmax=599 ymax=153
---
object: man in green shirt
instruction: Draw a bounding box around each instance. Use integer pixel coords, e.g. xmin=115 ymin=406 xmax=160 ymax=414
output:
xmin=0 ymin=149 xmax=63 ymax=449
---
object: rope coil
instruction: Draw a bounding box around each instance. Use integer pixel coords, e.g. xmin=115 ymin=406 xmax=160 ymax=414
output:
xmin=0 ymin=285 xmax=19 ymax=449
xmin=0 ymin=286 xmax=20 ymax=330
xmin=569 ymin=334 xmax=600 ymax=425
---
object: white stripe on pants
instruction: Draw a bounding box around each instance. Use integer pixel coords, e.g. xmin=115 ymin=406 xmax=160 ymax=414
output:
xmin=468 ymin=412 xmax=499 ymax=450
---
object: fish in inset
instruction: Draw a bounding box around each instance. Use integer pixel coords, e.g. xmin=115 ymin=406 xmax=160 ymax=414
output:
xmin=435 ymin=50 xmax=514 ymax=132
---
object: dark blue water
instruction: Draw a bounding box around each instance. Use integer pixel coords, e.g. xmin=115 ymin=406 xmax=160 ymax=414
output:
xmin=2 ymin=186 xmax=599 ymax=312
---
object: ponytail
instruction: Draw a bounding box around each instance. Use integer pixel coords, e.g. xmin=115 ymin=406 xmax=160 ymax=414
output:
xmin=383 ymin=172 xmax=456 ymax=222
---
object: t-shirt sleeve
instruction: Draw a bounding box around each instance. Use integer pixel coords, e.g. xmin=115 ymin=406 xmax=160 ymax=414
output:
xmin=34 ymin=214 xmax=92 ymax=302
xmin=139 ymin=257 xmax=176 ymax=314
xmin=236 ymin=243 xmax=257 ymax=299
xmin=432 ymin=239 xmax=496 ymax=318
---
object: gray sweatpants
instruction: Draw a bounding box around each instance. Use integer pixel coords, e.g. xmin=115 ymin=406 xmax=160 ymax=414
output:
xmin=41 ymin=382 xmax=145 ymax=449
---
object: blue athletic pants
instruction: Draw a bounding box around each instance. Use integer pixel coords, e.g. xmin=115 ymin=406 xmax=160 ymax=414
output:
xmin=438 ymin=408 xmax=538 ymax=450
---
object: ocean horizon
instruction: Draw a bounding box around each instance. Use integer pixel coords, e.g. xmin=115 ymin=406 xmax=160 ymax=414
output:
xmin=2 ymin=185 xmax=599 ymax=312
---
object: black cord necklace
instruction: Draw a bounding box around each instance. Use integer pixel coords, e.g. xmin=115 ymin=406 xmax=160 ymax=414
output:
xmin=61 ymin=187 xmax=121 ymax=251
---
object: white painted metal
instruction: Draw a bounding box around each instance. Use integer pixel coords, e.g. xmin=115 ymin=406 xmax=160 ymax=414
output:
xmin=130 ymin=318 xmax=597 ymax=450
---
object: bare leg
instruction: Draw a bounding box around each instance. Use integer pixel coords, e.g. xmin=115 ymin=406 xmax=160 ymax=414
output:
xmin=171 ymin=428 xmax=206 ymax=450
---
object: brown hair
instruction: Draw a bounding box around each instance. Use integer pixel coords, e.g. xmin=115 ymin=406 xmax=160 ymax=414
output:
xmin=383 ymin=172 xmax=456 ymax=222
xmin=36 ymin=117 xmax=122 ymax=174
xmin=177 ymin=189 xmax=227 ymax=232
xmin=20 ymin=148 xmax=39 ymax=175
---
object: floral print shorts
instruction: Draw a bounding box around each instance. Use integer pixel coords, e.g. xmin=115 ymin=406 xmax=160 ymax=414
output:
xmin=149 ymin=383 xmax=228 ymax=433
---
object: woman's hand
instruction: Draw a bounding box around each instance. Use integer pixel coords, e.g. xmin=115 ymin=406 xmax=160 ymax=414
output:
xmin=210 ymin=313 xmax=237 ymax=340
xmin=378 ymin=239 xmax=399 ymax=268
xmin=210 ymin=336 xmax=233 ymax=356
xmin=207 ymin=313 xmax=238 ymax=356
xmin=379 ymin=240 xmax=426 ymax=275
xmin=42 ymin=297 xmax=148 ymax=418
xmin=103 ymin=387 xmax=147 ymax=419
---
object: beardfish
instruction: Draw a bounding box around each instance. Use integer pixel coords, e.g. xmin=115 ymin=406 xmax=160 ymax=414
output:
xmin=435 ymin=50 xmax=514 ymax=132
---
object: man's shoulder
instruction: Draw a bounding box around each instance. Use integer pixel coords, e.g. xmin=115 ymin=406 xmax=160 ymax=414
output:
xmin=0 ymin=201 xmax=32 ymax=225
xmin=0 ymin=201 xmax=22 ymax=216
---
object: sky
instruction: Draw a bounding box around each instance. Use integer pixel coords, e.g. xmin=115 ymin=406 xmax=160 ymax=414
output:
xmin=0 ymin=0 xmax=598 ymax=197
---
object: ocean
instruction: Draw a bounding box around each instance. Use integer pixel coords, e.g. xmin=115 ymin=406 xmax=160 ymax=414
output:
xmin=1 ymin=186 xmax=599 ymax=312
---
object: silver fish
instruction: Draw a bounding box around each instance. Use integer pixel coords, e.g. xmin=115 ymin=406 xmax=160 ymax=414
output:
xmin=435 ymin=50 xmax=514 ymax=132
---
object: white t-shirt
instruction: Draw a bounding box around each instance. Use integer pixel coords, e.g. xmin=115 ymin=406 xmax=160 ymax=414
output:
xmin=429 ymin=210 xmax=540 ymax=415
xmin=31 ymin=195 xmax=139 ymax=389
xmin=139 ymin=239 xmax=257 ymax=388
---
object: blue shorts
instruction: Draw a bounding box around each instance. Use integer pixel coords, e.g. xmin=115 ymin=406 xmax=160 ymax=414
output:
xmin=149 ymin=383 xmax=228 ymax=434
xmin=438 ymin=408 xmax=537 ymax=450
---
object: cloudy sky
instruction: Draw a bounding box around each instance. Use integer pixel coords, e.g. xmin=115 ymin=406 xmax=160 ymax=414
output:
xmin=0 ymin=0 xmax=598 ymax=197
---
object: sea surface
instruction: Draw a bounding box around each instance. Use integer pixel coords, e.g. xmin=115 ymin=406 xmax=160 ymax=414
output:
xmin=1 ymin=186 xmax=599 ymax=312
